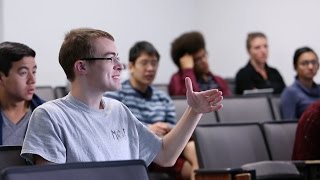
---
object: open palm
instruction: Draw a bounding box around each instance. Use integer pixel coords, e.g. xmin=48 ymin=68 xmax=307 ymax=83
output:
xmin=185 ymin=77 xmax=223 ymax=114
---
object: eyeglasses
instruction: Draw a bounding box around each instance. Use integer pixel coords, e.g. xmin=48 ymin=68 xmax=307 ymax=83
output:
xmin=299 ymin=60 xmax=319 ymax=67
xmin=80 ymin=56 xmax=126 ymax=70
xmin=136 ymin=60 xmax=159 ymax=68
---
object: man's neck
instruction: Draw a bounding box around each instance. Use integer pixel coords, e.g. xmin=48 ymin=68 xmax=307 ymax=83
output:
xmin=129 ymin=78 xmax=148 ymax=93
xmin=250 ymin=59 xmax=265 ymax=71
xmin=250 ymin=59 xmax=268 ymax=80
xmin=0 ymin=94 xmax=30 ymax=124
xmin=70 ymin=82 xmax=104 ymax=109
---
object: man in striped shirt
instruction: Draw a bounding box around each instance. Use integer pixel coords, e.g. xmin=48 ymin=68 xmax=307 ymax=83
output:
xmin=105 ymin=41 xmax=198 ymax=180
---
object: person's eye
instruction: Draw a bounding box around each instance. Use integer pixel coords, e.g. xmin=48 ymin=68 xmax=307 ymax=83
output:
xmin=19 ymin=71 xmax=27 ymax=76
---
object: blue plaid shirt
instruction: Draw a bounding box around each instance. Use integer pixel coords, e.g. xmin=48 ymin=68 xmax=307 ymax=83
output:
xmin=105 ymin=80 xmax=176 ymax=126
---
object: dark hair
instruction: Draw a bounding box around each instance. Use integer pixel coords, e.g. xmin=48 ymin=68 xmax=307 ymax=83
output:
xmin=171 ymin=31 xmax=205 ymax=68
xmin=293 ymin=46 xmax=318 ymax=69
xmin=246 ymin=32 xmax=267 ymax=51
xmin=59 ymin=28 xmax=114 ymax=81
xmin=129 ymin=41 xmax=160 ymax=64
xmin=0 ymin=41 xmax=36 ymax=76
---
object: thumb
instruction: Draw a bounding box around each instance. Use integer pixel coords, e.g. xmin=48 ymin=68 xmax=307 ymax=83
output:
xmin=185 ymin=77 xmax=193 ymax=94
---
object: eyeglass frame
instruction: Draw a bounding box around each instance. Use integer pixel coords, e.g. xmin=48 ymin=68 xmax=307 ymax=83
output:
xmin=298 ymin=59 xmax=319 ymax=67
xmin=79 ymin=56 xmax=126 ymax=70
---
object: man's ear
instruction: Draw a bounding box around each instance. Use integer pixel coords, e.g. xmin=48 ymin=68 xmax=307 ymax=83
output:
xmin=74 ymin=61 xmax=86 ymax=72
xmin=128 ymin=62 xmax=134 ymax=73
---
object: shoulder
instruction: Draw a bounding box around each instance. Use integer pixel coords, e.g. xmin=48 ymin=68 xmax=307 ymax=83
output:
xmin=236 ymin=63 xmax=252 ymax=76
xmin=33 ymin=98 xmax=66 ymax=113
xmin=281 ymin=84 xmax=300 ymax=101
xmin=266 ymin=65 xmax=281 ymax=74
xmin=152 ymin=87 xmax=172 ymax=101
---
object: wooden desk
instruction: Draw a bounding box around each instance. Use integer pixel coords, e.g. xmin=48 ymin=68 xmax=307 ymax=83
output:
xmin=195 ymin=169 xmax=253 ymax=180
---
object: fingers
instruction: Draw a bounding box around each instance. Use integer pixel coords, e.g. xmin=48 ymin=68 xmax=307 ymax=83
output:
xmin=210 ymin=103 xmax=223 ymax=111
xmin=185 ymin=77 xmax=193 ymax=93
xmin=206 ymin=90 xmax=223 ymax=102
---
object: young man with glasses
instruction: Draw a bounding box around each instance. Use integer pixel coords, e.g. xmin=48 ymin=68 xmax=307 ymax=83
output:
xmin=169 ymin=31 xmax=232 ymax=97
xmin=105 ymin=41 xmax=198 ymax=179
xmin=280 ymin=47 xmax=320 ymax=120
xmin=0 ymin=41 xmax=44 ymax=145
xmin=21 ymin=28 xmax=223 ymax=168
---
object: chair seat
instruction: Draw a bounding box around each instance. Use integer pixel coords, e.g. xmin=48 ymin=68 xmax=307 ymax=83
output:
xmin=241 ymin=161 xmax=301 ymax=180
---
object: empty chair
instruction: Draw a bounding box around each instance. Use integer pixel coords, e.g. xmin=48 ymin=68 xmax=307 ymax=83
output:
xmin=194 ymin=123 xmax=270 ymax=169
xmin=242 ymin=161 xmax=301 ymax=180
xmin=0 ymin=146 xmax=27 ymax=180
xmin=225 ymin=77 xmax=236 ymax=95
xmin=269 ymin=96 xmax=282 ymax=121
xmin=2 ymin=160 xmax=149 ymax=180
xmin=217 ymin=96 xmax=274 ymax=123
xmin=262 ymin=121 xmax=298 ymax=160
xmin=153 ymin=84 xmax=169 ymax=94
xmin=54 ymin=86 xmax=68 ymax=99
xmin=172 ymin=96 xmax=217 ymax=124
xmin=35 ymin=86 xmax=55 ymax=101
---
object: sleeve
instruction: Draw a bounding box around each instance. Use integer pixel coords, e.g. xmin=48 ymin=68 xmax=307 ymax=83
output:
xmin=280 ymin=88 xmax=297 ymax=120
xmin=21 ymin=107 xmax=66 ymax=164
xmin=169 ymin=69 xmax=200 ymax=96
xmin=235 ymin=69 xmax=255 ymax=95
xmin=214 ymin=75 xmax=232 ymax=96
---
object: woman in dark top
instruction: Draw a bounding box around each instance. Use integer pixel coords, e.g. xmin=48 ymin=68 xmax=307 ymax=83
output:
xmin=235 ymin=32 xmax=286 ymax=95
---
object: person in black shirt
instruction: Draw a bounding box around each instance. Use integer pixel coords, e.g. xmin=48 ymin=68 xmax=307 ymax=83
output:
xmin=235 ymin=32 xmax=286 ymax=95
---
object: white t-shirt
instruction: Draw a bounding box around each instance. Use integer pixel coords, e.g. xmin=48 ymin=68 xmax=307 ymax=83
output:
xmin=21 ymin=94 xmax=162 ymax=166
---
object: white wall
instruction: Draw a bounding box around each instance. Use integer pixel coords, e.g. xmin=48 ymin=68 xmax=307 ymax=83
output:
xmin=195 ymin=0 xmax=320 ymax=85
xmin=2 ymin=0 xmax=320 ymax=86
xmin=2 ymin=0 xmax=196 ymax=86
xmin=0 ymin=0 xmax=3 ymax=41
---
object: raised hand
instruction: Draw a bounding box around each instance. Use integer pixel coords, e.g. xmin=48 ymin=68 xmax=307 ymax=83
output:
xmin=179 ymin=54 xmax=194 ymax=69
xmin=185 ymin=77 xmax=223 ymax=114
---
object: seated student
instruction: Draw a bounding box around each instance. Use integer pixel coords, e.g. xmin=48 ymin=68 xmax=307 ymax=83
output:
xmin=280 ymin=47 xmax=320 ymax=120
xmin=292 ymin=100 xmax=320 ymax=160
xmin=235 ymin=32 xmax=286 ymax=95
xmin=21 ymin=28 xmax=223 ymax=168
xmin=0 ymin=42 xmax=44 ymax=145
xmin=105 ymin=41 xmax=198 ymax=179
xmin=169 ymin=31 xmax=232 ymax=97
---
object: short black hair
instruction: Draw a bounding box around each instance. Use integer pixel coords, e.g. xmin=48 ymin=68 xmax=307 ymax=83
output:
xmin=129 ymin=41 xmax=160 ymax=64
xmin=0 ymin=41 xmax=36 ymax=76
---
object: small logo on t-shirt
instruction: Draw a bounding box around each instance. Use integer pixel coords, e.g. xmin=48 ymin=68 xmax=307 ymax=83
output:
xmin=111 ymin=128 xmax=126 ymax=140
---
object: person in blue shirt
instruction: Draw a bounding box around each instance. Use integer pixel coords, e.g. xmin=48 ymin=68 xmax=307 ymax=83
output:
xmin=280 ymin=46 xmax=320 ymax=120
xmin=0 ymin=42 xmax=44 ymax=145
xmin=106 ymin=41 xmax=199 ymax=179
